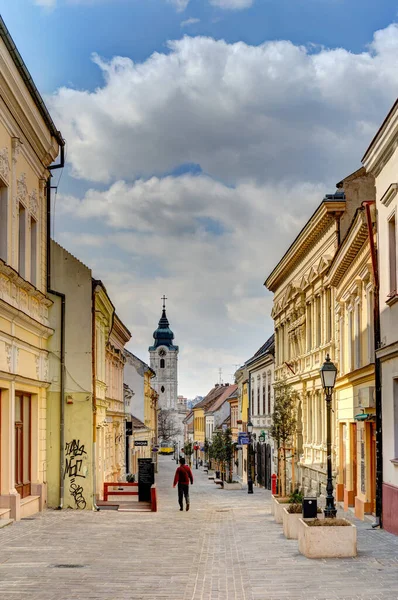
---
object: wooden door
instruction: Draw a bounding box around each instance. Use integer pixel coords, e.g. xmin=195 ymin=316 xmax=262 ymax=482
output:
xmin=14 ymin=394 xmax=31 ymax=499
xmin=370 ymin=422 xmax=376 ymax=514
xmin=351 ymin=423 xmax=357 ymax=498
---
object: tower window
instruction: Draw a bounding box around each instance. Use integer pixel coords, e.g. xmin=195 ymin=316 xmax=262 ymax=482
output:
xmin=160 ymin=358 xmax=165 ymax=369
xmin=161 ymin=385 xmax=165 ymax=393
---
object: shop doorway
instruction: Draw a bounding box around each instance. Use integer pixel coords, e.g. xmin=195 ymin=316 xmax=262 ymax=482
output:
xmin=15 ymin=394 xmax=31 ymax=499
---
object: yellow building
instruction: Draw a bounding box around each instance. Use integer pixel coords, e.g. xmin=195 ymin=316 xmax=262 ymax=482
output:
xmin=265 ymin=169 xmax=375 ymax=495
xmin=105 ymin=315 xmax=131 ymax=482
xmin=48 ymin=242 xmax=94 ymax=511
xmin=235 ymin=367 xmax=249 ymax=482
xmin=0 ymin=19 xmax=63 ymax=521
xmin=144 ymin=366 xmax=158 ymax=449
xmin=193 ymin=385 xmax=225 ymax=462
xmin=327 ymin=205 xmax=376 ymax=519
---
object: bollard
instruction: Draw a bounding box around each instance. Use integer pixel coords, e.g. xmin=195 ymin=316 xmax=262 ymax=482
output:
xmin=248 ymin=478 xmax=254 ymax=494
xmin=271 ymin=473 xmax=277 ymax=495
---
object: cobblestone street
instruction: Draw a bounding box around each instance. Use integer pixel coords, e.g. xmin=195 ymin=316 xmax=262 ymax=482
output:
xmin=1 ymin=457 xmax=398 ymax=600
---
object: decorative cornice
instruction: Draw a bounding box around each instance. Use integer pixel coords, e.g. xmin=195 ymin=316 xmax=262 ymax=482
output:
xmin=327 ymin=210 xmax=369 ymax=288
xmin=380 ymin=183 xmax=398 ymax=207
xmin=265 ymin=200 xmax=345 ymax=292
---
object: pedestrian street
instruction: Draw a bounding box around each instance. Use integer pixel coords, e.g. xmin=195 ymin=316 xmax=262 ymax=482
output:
xmin=1 ymin=456 xmax=398 ymax=600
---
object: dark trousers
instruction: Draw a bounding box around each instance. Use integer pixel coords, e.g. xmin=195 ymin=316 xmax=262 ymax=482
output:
xmin=178 ymin=483 xmax=190 ymax=508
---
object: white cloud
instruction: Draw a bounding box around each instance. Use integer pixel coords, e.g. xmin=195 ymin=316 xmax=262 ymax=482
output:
xmin=56 ymin=175 xmax=325 ymax=396
xmin=51 ymin=23 xmax=398 ymax=395
xmin=181 ymin=17 xmax=201 ymax=27
xmin=50 ymin=26 xmax=398 ymax=187
xmin=209 ymin=0 xmax=253 ymax=9
xmin=168 ymin=0 xmax=190 ymax=12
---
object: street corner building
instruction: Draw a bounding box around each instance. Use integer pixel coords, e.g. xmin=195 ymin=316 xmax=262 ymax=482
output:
xmin=362 ymin=100 xmax=398 ymax=535
xmin=0 ymin=18 xmax=64 ymax=521
xmin=265 ymin=167 xmax=376 ymax=501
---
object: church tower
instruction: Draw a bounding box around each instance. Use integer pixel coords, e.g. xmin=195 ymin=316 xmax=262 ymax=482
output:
xmin=149 ymin=296 xmax=179 ymax=410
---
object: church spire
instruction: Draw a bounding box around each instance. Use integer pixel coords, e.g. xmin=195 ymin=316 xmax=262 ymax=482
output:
xmin=149 ymin=296 xmax=178 ymax=350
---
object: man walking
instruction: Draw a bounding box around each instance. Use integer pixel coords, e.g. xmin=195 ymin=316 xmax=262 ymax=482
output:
xmin=173 ymin=457 xmax=193 ymax=511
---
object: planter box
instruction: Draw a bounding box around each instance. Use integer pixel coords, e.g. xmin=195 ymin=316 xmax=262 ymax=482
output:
xmin=273 ymin=497 xmax=290 ymax=524
xmin=298 ymin=518 xmax=357 ymax=558
xmin=282 ymin=507 xmax=303 ymax=539
xmin=223 ymin=482 xmax=242 ymax=490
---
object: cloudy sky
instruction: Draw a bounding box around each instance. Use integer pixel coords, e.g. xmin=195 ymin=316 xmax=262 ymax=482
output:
xmin=3 ymin=0 xmax=398 ymax=397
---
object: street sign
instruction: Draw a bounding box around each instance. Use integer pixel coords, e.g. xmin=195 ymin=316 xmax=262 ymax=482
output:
xmin=239 ymin=437 xmax=250 ymax=445
xmin=134 ymin=440 xmax=148 ymax=447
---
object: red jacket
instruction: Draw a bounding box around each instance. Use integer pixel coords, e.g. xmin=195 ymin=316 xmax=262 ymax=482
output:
xmin=174 ymin=464 xmax=193 ymax=486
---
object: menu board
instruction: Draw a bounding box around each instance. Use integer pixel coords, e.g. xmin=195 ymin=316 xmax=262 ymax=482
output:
xmin=138 ymin=458 xmax=154 ymax=501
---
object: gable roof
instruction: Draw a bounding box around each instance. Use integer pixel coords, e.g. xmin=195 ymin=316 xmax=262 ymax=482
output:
xmin=246 ymin=334 xmax=275 ymax=366
xmin=206 ymin=384 xmax=237 ymax=414
xmin=0 ymin=16 xmax=63 ymax=147
xmin=131 ymin=415 xmax=147 ymax=430
xmin=193 ymin=384 xmax=226 ymax=411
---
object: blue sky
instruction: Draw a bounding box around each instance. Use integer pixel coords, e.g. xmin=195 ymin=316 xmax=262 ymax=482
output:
xmin=3 ymin=0 xmax=397 ymax=93
xmin=2 ymin=0 xmax=398 ymax=396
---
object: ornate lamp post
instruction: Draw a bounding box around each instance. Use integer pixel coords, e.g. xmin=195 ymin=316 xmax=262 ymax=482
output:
xmin=320 ymin=354 xmax=338 ymax=518
xmin=247 ymin=421 xmax=253 ymax=494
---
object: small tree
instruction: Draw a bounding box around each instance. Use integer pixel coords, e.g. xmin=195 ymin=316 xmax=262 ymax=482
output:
xmin=204 ymin=438 xmax=210 ymax=463
xmin=270 ymin=379 xmax=297 ymax=497
xmin=183 ymin=441 xmax=193 ymax=466
xmin=158 ymin=408 xmax=181 ymax=442
xmin=211 ymin=431 xmax=224 ymax=473
xmin=223 ymin=428 xmax=234 ymax=482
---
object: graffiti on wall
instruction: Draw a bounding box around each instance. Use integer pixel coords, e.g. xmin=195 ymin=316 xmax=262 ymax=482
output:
xmin=64 ymin=439 xmax=88 ymax=509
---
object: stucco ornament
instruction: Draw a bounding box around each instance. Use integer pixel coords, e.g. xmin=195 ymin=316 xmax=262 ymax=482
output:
xmin=17 ymin=173 xmax=28 ymax=207
xmin=0 ymin=147 xmax=10 ymax=184
xmin=5 ymin=343 xmax=12 ymax=371
xmin=29 ymin=189 xmax=38 ymax=217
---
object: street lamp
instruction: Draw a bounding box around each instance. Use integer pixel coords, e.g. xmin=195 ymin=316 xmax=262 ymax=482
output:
xmin=320 ymin=354 xmax=338 ymax=518
xmin=247 ymin=421 xmax=253 ymax=494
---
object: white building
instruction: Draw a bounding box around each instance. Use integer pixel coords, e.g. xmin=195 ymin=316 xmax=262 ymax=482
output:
xmin=149 ymin=298 xmax=178 ymax=410
xmin=362 ymin=100 xmax=398 ymax=536
xmin=245 ymin=335 xmax=275 ymax=489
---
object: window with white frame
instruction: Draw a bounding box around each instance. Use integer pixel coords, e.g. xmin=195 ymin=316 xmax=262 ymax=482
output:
xmin=394 ymin=379 xmax=398 ymax=459
xmin=0 ymin=183 xmax=8 ymax=262
xmin=348 ymin=308 xmax=354 ymax=372
xmin=18 ymin=202 xmax=26 ymax=278
xmin=316 ymin=295 xmax=321 ymax=347
xmin=354 ymin=299 xmax=361 ymax=370
xmin=388 ymin=213 xmax=397 ymax=296
xmin=367 ymin=286 xmax=375 ymax=363
xmin=306 ymin=303 xmax=312 ymax=351
xmin=339 ymin=310 xmax=344 ymax=376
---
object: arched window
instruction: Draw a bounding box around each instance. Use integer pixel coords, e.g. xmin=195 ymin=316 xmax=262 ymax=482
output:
xmin=160 ymin=358 xmax=165 ymax=369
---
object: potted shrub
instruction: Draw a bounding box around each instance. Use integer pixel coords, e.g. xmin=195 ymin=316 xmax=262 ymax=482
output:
xmin=298 ymin=518 xmax=357 ymax=558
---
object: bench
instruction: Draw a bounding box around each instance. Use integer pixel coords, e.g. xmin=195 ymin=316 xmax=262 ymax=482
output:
xmin=214 ymin=479 xmax=224 ymax=487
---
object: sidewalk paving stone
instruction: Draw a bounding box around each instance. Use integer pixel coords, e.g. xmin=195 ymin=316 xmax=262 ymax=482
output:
xmin=1 ymin=457 xmax=398 ymax=599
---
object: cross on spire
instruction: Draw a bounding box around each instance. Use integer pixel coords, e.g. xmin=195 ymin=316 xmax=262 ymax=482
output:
xmin=161 ymin=295 xmax=167 ymax=310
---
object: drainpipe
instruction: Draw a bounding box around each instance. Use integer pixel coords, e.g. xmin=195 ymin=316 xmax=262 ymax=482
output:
xmin=362 ymin=201 xmax=382 ymax=527
xmin=92 ymin=282 xmax=99 ymax=510
xmin=46 ymin=145 xmax=66 ymax=508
